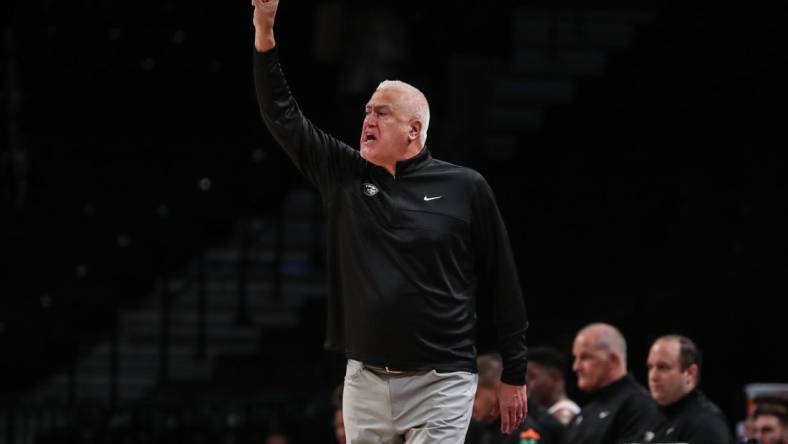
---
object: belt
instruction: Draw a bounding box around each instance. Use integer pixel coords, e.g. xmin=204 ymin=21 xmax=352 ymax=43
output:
xmin=363 ymin=364 xmax=425 ymax=377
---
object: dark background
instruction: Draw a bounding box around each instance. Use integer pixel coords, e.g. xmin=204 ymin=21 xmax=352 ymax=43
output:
xmin=2 ymin=0 xmax=786 ymax=442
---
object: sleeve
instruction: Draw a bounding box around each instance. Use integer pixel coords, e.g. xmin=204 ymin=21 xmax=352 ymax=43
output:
xmin=253 ymin=47 xmax=361 ymax=191
xmin=470 ymin=174 xmax=529 ymax=385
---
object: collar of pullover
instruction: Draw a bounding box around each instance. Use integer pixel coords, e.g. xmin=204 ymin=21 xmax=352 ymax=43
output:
xmin=591 ymin=373 xmax=635 ymax=400
xmin=661 ymin=388 xmax=702 ymax=417
xmin=370 ymin=147 xmax=432 ymax=179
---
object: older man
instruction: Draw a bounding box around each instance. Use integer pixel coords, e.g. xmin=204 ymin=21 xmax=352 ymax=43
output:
xmin=565 ymin=323 xmax=660 ymax=444
xmin=251 ymin=0 xmax=529 ymax=442
xmin=646 ymin=335 xmax=734 ymax=444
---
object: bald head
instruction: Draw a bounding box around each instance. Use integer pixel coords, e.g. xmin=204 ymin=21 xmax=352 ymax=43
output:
xmin=477 ymin=353 xmax=503 ymax=389
xmin=580 ymin=323 xmax=628 ymax=364
xmin=473 ymin=353 xmax=503 ymax=424
xmin=572 ymin=323 xmax=628 ymax=392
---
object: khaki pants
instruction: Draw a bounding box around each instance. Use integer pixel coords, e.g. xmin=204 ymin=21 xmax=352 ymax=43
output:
xmin=343 ymin=359 xmax=477 ymax=444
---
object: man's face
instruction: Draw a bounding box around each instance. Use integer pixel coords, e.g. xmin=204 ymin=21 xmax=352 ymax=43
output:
xmin=360 ymin=89 xmax=413 ymax=168
xmin=572 ymin=333 xmax=613 ymax=392
xmin=472 ymin=384 xmax=499 ymax=423
xmin=647 ymin=339 xmax=693 ymax=406
xmin=526 ymin=362 xmax=556 ymax=407
xmin=754 ymin=414 xmax=788 ymax=444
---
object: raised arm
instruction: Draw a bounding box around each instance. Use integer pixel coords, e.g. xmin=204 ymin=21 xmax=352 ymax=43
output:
xmin=250 ymin=0 xmax=362 ymax=191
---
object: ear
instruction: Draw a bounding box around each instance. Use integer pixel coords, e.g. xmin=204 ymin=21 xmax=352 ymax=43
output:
xmin=685 ymin=363 xmax=699 ymax=385
xmin=408 ymin=120 xmax=422 ymax=141
xmin=609 ymin=350 xmax=622 ymax=367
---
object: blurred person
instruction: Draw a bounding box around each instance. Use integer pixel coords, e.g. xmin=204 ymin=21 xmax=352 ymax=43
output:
xmin=752 ymin=402 xmax=788 ymax=444
xmin=565 ymin=323 xmax=661 ymax=444
xmin=740 ymin=396 xmax=788 ymax=443
xmin=527 ymin=346 xmax=580 ymax=425
xmin=334 ymin=410 xmax=346 ymax=444
xmin=740 ymin=409 xmax=757 ymax=443
xmin=466 ymin=353 xmax=564 ymax=444
xmin=265 ymin=431 xmax=289 ymax=444
xmin=251 ymin=0 xmax=529 ymax=442
xmin=646 ymin=335 xmax=735 ymax=443
xmin=332 ymin=384 xmax=346 ymax=444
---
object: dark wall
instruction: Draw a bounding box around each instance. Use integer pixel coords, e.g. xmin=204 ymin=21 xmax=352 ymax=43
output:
xmin=2 ymin=0 xmax=786 ymax=432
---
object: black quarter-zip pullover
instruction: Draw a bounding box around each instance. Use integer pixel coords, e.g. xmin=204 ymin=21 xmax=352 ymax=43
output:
xmin=254 ymin=47 xmax=528 ymax=384
xmin=652 ymin=389 xmax=735 ymax=444
xmin=566 ymin=374 xmax=662 ymax=444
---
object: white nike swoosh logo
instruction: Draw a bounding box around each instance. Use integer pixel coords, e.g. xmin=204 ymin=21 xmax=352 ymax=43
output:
xmin=423 ymin=195 xmax=442 ymax=201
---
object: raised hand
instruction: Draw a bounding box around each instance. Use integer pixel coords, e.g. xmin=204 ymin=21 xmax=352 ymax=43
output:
xmin=251 ymin=0 xmax=279 ymax=51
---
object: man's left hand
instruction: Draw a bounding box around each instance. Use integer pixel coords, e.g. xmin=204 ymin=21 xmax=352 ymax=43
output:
xmin=497 ymin=382 xmax=527 ymax=434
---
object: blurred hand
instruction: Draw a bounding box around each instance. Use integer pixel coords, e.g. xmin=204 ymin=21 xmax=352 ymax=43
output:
xmin=498 ymin=382 xmax=527 ymax=434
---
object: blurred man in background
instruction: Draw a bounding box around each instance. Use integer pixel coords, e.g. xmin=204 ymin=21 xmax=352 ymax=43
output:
xmin=527 ymin=346 xmax=580 ymax=426
xmin=752 ymin=402 xmax=788 ymax=444
xmin=646 ymin=335 xmax=734 ymax=443
xmin=565 ymin=323 xmax=660 ymax=444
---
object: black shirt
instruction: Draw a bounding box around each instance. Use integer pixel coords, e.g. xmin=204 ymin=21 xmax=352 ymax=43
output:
xmin=565 ymin=374 xmax=662 ymax=444
xmin=651 ymin=389 xmax=735 ymax=444
xmin=253 ymin=47 xmax=529 ymax=384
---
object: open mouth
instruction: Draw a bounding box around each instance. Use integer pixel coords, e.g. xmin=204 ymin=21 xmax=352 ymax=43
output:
xmin=364 ymin=133 xmax=377 ymax=142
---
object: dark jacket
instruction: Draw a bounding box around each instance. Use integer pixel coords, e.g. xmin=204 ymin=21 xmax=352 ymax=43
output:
xmin=565 ymin=374 xmax=662 ymax=444
xmin=253 ymin=48 xmax=529 ymax=384
xmin=651 ymin=389 xmax=735 ymax=444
